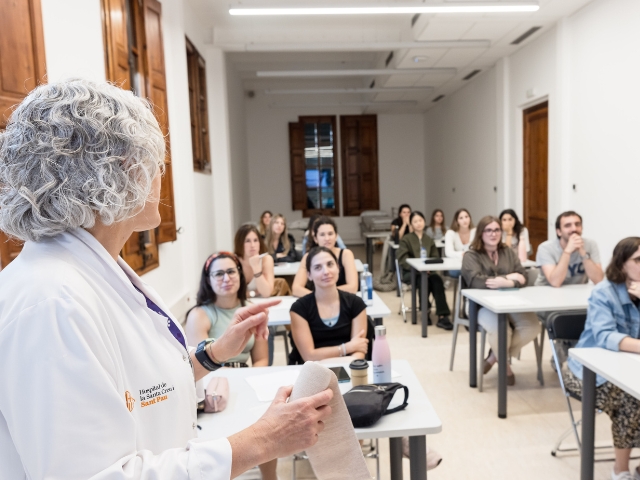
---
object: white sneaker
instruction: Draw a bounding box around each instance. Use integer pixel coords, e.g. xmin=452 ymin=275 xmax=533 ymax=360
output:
xmin=611 ymin=470 xmax=634 ymax=480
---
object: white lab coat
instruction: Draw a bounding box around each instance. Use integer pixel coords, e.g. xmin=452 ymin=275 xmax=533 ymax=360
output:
xmin=0 ymin=229 xmax=232 ymax=479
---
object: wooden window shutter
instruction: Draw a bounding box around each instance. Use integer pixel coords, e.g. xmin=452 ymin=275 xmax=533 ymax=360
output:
xmin=0 ymin=0 xmax=47 ymax=268
xmin=120 ymin=229 xmax=159 ymax=274
xmin=289 ymin=122 xmax=307 ymax=211
xmin=102 ymin=0 xmax=131 ymax=88
xmin=340 ymin=115 xmax=380 ymax=216
xmin=143 ymin=0 xmax=176 ymax=243
xmin=186 ymin=38 xmax=210 ymax=173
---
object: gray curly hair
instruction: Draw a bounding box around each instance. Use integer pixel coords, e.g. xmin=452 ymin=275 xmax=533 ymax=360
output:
xmin=0 ymin=78 xmax=165 ymax=242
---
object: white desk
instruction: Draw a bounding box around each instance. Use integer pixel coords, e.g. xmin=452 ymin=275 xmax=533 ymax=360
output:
xmin=197 ymin=360 xmax=442 ymax=480
xmin=363 ymin=231 xmax=391 ymax=269
xmin=569 ymin=348 xmax=640 ymax=480
xmin=462 ymin=284 xmax=593 ymax=418
xmin=274 ymin=259 xmax=364 ymax=277
xmin=251 ymin=292 xmax=392 ymax=326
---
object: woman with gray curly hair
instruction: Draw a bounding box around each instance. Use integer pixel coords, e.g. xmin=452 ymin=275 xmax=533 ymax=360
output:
xmin=0 ymin=79 xmax=332 ymax=480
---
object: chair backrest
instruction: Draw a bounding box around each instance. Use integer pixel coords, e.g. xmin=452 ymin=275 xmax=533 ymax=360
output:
xmin=455 ymin=276 xmax=468 ymax=320
xmin=546 ymin=311 xmax=587 ymax=342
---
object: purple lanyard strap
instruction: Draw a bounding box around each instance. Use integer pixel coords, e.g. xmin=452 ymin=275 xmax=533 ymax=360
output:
xmin=132 ymin=284 xmax=187 ymax=351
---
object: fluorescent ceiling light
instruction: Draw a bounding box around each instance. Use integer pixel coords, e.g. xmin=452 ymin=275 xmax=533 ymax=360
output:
xmin=271 ymin=101 xmax=419 ymax=108
xmin=257 ymin=68 xmax=456 ymax=77
xmin=242 ymin=40 xmax=491 ymax=52
xmin=265 ymin=87 xmax=434 ymax=94
xmin=230 ymin=2 xmax=539 ymax=16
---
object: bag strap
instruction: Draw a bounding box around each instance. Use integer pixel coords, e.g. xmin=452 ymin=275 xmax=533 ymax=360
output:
xmin=384 ymin=384 xmax=409 ymax=415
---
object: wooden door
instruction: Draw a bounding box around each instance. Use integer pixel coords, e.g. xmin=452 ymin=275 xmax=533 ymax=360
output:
xmin=340 ymin=115 xmax=379 ymax=216
xmin=523 ymin=101 xmax=548 ymax=256
xmin=0 ymin=0 xmax=47 ymax=268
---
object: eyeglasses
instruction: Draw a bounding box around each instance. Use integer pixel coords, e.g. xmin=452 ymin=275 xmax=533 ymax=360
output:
xmin=483 ymin=228 xmax=501 ymax=235
xmin=210 ymin=268 xmax=239 ymax=281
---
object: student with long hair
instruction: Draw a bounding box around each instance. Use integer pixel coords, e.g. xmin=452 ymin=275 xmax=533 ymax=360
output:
xmin=265 ymin=214 xmax=297 ymax=263
xmin=289 ymin=247 xmax=369 ymax=365
xmin=461 ymin=216 xmax=539 ymax=386
xmin=184 ymin=252 xmax=277 ymax=479
xmin=302 ymin=214 xmax=347 ymax=255
xmin=565 ymin=237 xmax=640 ymax=480
xmin=397 ymin=211 xmax=453 ymax=330
xmin=293 ymin=216 xmax=358 ymax=297
xmin=426 ymin=208 xmax=447 ymax=240
xmin=444 ymin=208 xmax=476 ymax=259
xmin=391 ymin=204 xmax=412 ymax=243
xmin=499 ymin=209 xmax=530 ymax=262
xmin=233 ymin=224 xmax=275 ymax=298
xmin=258 ymin=210 xmax=272 ymax=237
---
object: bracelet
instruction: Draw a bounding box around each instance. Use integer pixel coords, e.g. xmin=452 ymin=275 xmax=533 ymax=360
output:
xmin=339 ymin=343 xmax=347 ymax=357
xmin=254 ymin=271 xmax=263 ymax=278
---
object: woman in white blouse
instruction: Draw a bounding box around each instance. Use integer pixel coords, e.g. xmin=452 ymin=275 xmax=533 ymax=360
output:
xmin=444 ymin=208 xmax=476 ymax=259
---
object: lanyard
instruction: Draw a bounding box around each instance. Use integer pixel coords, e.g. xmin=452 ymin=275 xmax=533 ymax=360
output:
xmin=132 ymin=284 xmax=187 ymax=351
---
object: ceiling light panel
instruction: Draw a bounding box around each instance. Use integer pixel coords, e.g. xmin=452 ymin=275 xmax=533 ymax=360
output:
xmin=229 ymin=3 xmax=540 ymax=16
xmin=256 ymin=68 xmax=457 ymax=77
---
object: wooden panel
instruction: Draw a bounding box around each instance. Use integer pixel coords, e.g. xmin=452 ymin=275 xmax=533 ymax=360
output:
xmin=0 ymin=0 xmax=47 ymax=267
xmin=186 ymin=38 xmax=210 ymax=172
xmin=523 ymin=101 xmax=549 ymax=256
xmin=340 ymin=115 xmax=379 ymax=216
xmin=102 ymin=0 xmax=131 ymax=89
xmin=143 ymin=0 xmax=176 ymax=243
xmin=120 ymin=230 xmax=159 ymax=274
xmin=289 ymin=122 xmax=307 ymax=211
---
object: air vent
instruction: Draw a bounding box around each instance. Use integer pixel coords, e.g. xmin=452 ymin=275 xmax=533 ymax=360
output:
xmin=411 ymin=13 xmax=420 ymax=27
xmin=385 ymin=51 xmax=394 ymax=67
xmin=463 ymin=69 xmax=481 ymax=81
xmin=432 ymin=94 xmax=445 ymax=103
xmin=511 ymin=26 xmax=542 ymax=45
xmin=369 ymin=80 xmax=376 ymax=89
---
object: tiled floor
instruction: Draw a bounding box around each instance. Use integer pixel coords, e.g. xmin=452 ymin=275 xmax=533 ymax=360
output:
xmin=253 ymin=245 xmax=634 ymax=479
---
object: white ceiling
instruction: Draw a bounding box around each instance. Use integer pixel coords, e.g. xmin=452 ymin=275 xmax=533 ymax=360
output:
xmin=188 ymin=0 xmax=594 ymax=113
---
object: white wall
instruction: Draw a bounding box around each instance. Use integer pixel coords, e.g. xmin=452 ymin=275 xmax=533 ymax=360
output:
xmin=423 ymin=0 xmax=640 ymax=264
xmin=424 ymin=67 xmax=498 ymax=224
xmin=244 ymin=94 xmax=426 ymax=243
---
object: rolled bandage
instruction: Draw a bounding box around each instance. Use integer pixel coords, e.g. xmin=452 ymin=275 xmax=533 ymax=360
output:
xmin=290 ymin=361 xmax=372 ymax=480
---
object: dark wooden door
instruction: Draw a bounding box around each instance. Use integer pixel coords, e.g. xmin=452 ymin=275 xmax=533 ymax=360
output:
xmin=0 ymin=0 xmax=47 ymax=269
xmin=523 ymin=101 xmax=549 ymax=256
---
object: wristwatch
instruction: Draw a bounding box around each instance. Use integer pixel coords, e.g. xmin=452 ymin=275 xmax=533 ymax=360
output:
xmin=581 ymin=252 xmax=591 ymax=261
xmin=195 ymin=338 xmax=224 ymax=371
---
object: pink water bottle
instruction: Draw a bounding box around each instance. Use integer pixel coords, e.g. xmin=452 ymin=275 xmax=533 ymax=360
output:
xmin=372 ymin=325 xmax=392 ymax=383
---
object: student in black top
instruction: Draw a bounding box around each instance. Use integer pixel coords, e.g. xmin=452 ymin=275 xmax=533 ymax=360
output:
xmin=265 ymin=214 xmax=297 ymax=263
xmin=289 ymin=247 xmax=369 ymax=365
xmin=292 ymin=216 xmax=358 ymax=297
xmin=391 ymin=204 xmax=412 ymax=243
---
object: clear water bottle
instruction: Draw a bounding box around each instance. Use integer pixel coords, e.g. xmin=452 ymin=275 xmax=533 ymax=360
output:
xmin=420 ymin=246 xmax=427 ymax=259
xmin=372 ymin=325 xmax=392 ymax=384
xmin=361 ymin=263 xmax=373 ymax=306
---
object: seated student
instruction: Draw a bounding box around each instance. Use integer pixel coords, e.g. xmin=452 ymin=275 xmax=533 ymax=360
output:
xmin=391 ymin=204 xmax=412 ymax=243
xmin=499 ymin=209 xmax=530 ymax=263
xmin=564 ymin=237 xmax=640 ymax=480
xmin=234 ymin=224 xmax=275 ymax=298
xmin=461 ymin=216 xmax=540 ymax=386
xmin=293 ymin=216 xmax=358 ymax=296
xmin=301 ymin=214 xmax=347 ymax=255
xmin=265 ymin=214 xmax=297 ymax=263
xmin=184 ymin=252 xmax=277 ymax=480
xmin=426 ymin=208 xmax=447 ymax=241
xmin=397 ymin=211 xmax=453 ymax=330
xmin=289 ymin=247 xmax=369 ymax=364
xmin=258 ymin=210 xmax=272 ymax=238
xmin=535 ymin=210 xmax=604 ymax=287
xmin=444 ymin=208 xmax=476 ymax=258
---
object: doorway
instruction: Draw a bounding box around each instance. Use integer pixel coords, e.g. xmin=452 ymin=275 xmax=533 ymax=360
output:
xmin=523 ymin=101 xmax=548 ymax=257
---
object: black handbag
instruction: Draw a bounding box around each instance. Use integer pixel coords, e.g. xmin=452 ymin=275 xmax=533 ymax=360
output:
xmin=343 ymin=383 xmax=409 ymax=428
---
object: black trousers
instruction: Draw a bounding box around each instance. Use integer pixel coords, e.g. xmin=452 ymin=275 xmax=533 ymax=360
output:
xmin=402 ymin=270 xmax=450 ymax=316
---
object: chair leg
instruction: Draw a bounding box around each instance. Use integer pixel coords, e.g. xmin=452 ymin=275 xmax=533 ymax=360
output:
xmin=478 ymin=328 xmax=486 ymax=393
xmin=449 ymin=322 xmax=460 ymax=371
xmin=283 ymin=331 xmax=290 ymax=360
xmin=375 ymin=439 xmax=380 ymax=480
xmin=536 ymin=324 xmax=545 ymax=386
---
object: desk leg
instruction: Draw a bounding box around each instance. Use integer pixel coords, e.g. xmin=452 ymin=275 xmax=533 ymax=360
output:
xmin=389 ymin=437 xmax=403 ymax=480
xmin=581 ymin=367 xmax=596 ymax=480
xmin=409 ymin=435 xmax=427 ymax=480
xmin=367 ymin=238 xmax=373 ymax=270
xmin=411 ymin=267 xmax=417 ymax=325
xmin=498 ymin=313 xmax=507 ymax=419
xmin=421 ymin=271 xmax=429 ymax=338
xmin=469 ymin=301 xmax=478 ymax=388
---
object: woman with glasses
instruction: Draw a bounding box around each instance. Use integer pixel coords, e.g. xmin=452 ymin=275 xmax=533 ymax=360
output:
xmin=185 ymin=252 xmax=277 ymax=480
xmin=461 ymin=216 xmax=540 ymax=385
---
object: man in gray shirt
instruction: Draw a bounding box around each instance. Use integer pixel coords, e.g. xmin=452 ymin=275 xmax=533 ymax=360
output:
xmin=535 ymin=211 xmax=604 ymax=287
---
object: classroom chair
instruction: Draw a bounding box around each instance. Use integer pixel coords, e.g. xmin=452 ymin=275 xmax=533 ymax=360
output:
xmin=273 ymin=326 xmax=290 ymax=361
xmin=394 ymin=259 xmax=412 ymax=322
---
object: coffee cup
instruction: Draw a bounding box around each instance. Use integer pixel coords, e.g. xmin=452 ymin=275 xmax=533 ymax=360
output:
xmin=349 ymin=359 xmax=369 ymax=386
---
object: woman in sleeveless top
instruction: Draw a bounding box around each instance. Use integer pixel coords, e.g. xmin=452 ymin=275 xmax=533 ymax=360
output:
xmin=292 ymin=216 xmax=358 ymax=297
xmin=185 ymin=252 xmax=277 ymax=480
xmin=289 ymin=247 xmax=369 ymax=365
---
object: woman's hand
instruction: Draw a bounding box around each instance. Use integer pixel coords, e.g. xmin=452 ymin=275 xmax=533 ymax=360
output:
xmin=346 ymin=329 xmax=369 ymax=355
xmin=209 ymin=299 xmax=281 ymax=363
xmin=628 ymin=281 xmax=640 ymax=300
xmin=248 ymin=254 xmax=264 ymax=273
xmin=485 ymin=277 xmax=513 ymax=289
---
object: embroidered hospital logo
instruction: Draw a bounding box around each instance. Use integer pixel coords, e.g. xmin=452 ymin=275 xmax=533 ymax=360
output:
xmin=125 ymin=391 xmax=135 ymax=412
